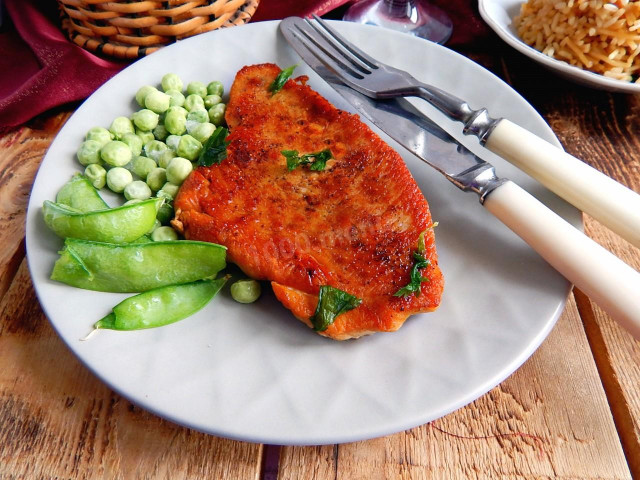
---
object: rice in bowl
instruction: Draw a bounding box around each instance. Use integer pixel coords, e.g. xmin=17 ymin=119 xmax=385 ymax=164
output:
xmin=515 ymin=0 xmax=640 ymax=82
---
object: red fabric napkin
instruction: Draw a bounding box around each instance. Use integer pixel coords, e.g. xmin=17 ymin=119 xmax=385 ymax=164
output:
xmin=0 ymin=0 xmax=489 ymax=128
xmin=252 ymin=0 xmax=352 ymax=21
xmin=0 ymin=0 xmax=126 ymax=128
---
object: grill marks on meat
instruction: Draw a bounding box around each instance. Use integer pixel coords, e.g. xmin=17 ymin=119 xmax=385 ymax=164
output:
xmin=173 ymin=63 xmax=443 ymax=339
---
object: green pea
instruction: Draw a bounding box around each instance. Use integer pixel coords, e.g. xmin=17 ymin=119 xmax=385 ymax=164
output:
xmin=166 ymin=89 xmax=186 ymax=107
xmin=156 ymin=202 xmax=174 ymax=225
xmin=51 ymin=238 xmax=226 ymax=292
xmin=167 ymin=105 xmax=188 ymax=117
xmin=132 ymin=109 xmax=159 ymax=132
xmin=158 ymin=182 xmax=179 ymax=200
xmin=106 ymin=167 xmax=133 ymax=193
xmin=187 ymin=109 xmax=209 ymax=124
xmin=43 ymin=197 xmax=162 ymax=244
xmin=161 ymin=73 xmax=183 ymax=93
xmin=56 ymin=174 xmax=108 ymax=212
xmin=94 ymin=277 xmax=227 ymax=331
xmin=135 ymin=85 xmax=158 ymax=108
xmin=109 ymin=116 xmax=135 ymax=140
xmin=208 ymin=103 xmax=226 ymax=126
xmin=186 ymin=81 xmax=207 ymax=98
xmin=165 ymin=134 xmax=181 ymax=151
xmin=157 ymin=149 xmax=176 ymax=169
xmin=77 ymin=140 xmax=103 ymax=166
xmin=153 ymin=124 xmax=169 ymax=141
xmin=190 ymin=122 xmax=216 ymax=144
xmin=145 ymin=90 xmax=171 ymax=114
xmin=184 ymin=94 xmax=205 ymax=112
xmin=124 ymin=180 xmax=152 ymax=201
xmin=136 ymin=130 xmax=155 ymax=145
xmin=164 ymin=109 xmax=187 ymax=135
xmin=156 ymin=190 xmax=173 ymax=204
xmin=176 ymin=134 xmax=202 ymax=161
xmin=130 ymin=156 xmax=157 ymax=180
xmin=146 ymin=167 xmax=167 ymax=192
xmin=84 ymin=164 xmax=107 ymax=190
xmin=231 ymin=279 xmax=261 ymax=304
xmin=101 ymin=141 xmax=133 ymax=167
xmin=86 ymin=127 xmax=112 ymax=146
xmin=151 ymin=226 xmax=179 ymax=242
xmin=207 ymin=81 xmax=224 ymax=97
xmin=121 ymin=132 xmax=143 ymax=157
xmin=143 ymin=140 xmax=169 ymax=161
xmin=204 ymin=94 xmax=222 ymax=109
xmin=124 ymin=198 xmax=143 ymax=206
xmin=166 ymin=157 xmax=193 ymax=185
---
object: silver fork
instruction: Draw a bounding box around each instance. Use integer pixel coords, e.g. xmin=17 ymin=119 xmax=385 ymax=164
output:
xmin=283 ymin=15 xmax=640 ymax=250
xmin=293 ymin=14 xmax=497 ymax=141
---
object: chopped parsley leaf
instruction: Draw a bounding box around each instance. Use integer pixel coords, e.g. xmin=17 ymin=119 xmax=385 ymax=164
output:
xmin=269 ymin=65 xmax=298 ymax=94
xmin=197 ymin=126 xmax=230 ymax=166
xmin=311 ymin=285 xmax=362 ymax=331
xmin=394 ymin=229 xmax=434 ymax=298
xmin=282 ymin=149 xmax=333 ymax=171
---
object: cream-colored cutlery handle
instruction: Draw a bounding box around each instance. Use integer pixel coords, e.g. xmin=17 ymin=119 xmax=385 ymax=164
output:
xmin=484 ymin=180 xmax=640 ymax=340
xmin=485 ymin=119 xmax=640 ymax=249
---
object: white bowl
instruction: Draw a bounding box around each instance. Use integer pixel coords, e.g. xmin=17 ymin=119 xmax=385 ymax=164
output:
xmin=478 ymin=0 xmax=640 ymax=93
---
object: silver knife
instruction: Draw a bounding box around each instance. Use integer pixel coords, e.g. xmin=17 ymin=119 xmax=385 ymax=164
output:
xmin=279 ymin=18 xmax=640 ymax=340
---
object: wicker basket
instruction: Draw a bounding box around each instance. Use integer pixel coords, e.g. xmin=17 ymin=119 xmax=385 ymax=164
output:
xmin=58 ymin=0 xmax=261 ymax=59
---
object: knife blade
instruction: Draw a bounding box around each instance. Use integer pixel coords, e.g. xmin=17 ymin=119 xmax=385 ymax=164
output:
xmin=279 ymin=17 xmax=640 ymax=339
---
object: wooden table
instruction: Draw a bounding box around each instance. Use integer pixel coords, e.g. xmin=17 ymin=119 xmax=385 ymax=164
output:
xmin=1 ymin=32 xmax=639 ymax=480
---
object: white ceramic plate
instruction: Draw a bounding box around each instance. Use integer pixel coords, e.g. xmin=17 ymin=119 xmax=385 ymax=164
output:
xmin=479 ymin=0 xmax=640 ymax=93
xmin=26 ymin=21 xmax=580 ymax=445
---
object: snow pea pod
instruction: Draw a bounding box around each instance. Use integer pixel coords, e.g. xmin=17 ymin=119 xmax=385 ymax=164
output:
xmin=95 ymin=277 xmax=227 ymax=331
xmin=43 ymin=197 xmax=162 ymax=243
xmin=55 ymin=174 xmax=108 ymax=212
xmin=51 ymin=238 xmax=226 ymax=292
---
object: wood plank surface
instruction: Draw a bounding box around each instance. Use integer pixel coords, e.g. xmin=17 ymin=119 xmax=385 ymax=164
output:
xmin=577 ymin=218 xmax=640 ymax=477
xmin=494 ymin=47 xmax=640 ymax=478
xmin=0 ymin=260 xmax=264 ymax=480
xmin=506 ymin=58 xmax=640 ymax=478
xmin=278 ymin=297 xmax=631 ymax=480
xmin=0 ymin=112 xmax=71 ymax=301
xmin=1 ymin=35 xmax=639 ymax=480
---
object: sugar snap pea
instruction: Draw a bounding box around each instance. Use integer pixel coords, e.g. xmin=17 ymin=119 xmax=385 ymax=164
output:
xmin=55 ymin=174 xmax=108 ymax=213
xmin=94 ymin=277 xmax=227 ymax=331
xmin=43 ymin=197 xmax=162 ymax=243
xmin=51 ymin=238 xmax=226 ymax=292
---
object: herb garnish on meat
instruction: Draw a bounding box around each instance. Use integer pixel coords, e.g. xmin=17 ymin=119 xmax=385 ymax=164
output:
xmin=311 ymin=286 xmax=362 ymax=331
xmin=394 ymin=229 xmax=436 ymax=298
xmin=197 ymin=126 xmax=230 ymax=166
xmin=282 ymin=149 xmax=332 ymax=171
xmin=269 ymin=65 xmax=298 ymax=94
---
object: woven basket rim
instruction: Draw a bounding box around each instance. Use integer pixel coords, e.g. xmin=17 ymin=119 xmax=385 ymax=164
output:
xmin=58 ymin=0 xmax=260 ymax=59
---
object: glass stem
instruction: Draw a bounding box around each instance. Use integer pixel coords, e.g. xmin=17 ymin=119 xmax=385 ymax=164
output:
xmin=384 ymin=0 xmax=413 ymax=18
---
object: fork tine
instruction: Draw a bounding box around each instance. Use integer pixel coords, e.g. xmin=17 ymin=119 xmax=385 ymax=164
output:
xmin=310 ymin=14 xmax=379 ymax=70
xmin=290 ymin=23 xmax=366 ymax=81
xmin=304 ymin=18 xmax=373 ymax=75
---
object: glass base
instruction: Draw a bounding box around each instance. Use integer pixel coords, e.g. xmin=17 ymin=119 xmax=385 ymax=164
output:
xmin=343 ymin=0 xmax=453 ymax=44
